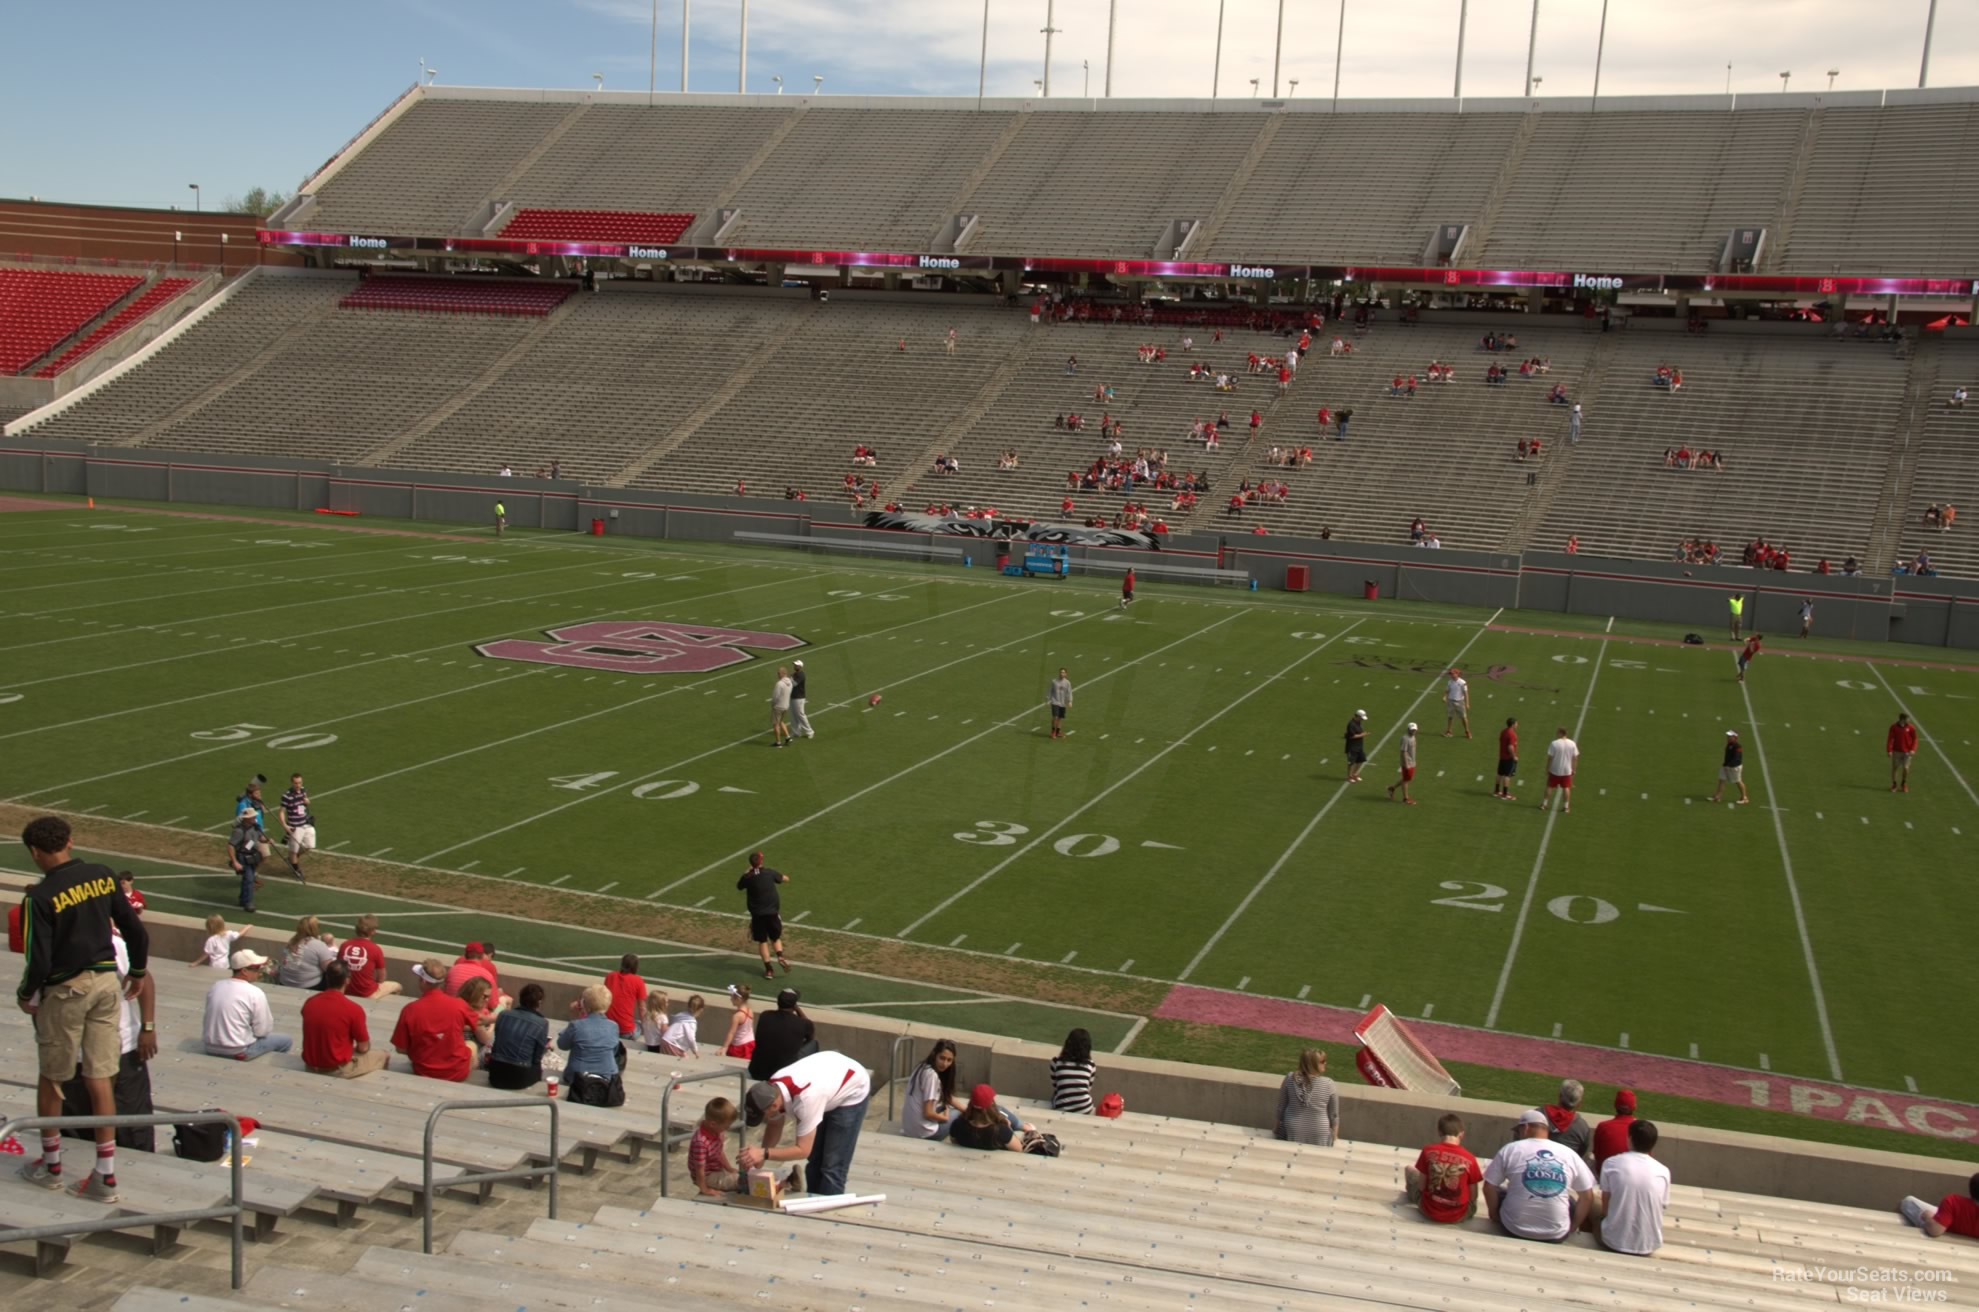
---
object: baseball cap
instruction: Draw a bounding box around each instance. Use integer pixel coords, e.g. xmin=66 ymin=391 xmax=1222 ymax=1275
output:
xmin=1726 ymin=730 xmax=1738 ymax=737
xmin=1615 ymin=1089 xmax=1637 ymax=1113
xmin=776 ymin=988 xmax=801 ymax=1010
xmin=968 ymin=1083 xmax=997 ymax=1111
xmin=793 ymin=659 xmax=803 ymax=667
xmin=1407 ymin=722 xmax=1418 ymax=732
xmin=412 ymin=958 xmax=447 ymax=986
xmin=1518 ymin=1109 xmax=1549 ymax=1127
xmin=744 ymin=1081 xmax=782 ymax=1127
xmin=1355 ymin=708 xmax=1367 ymax=718
xmin=463 ymin=942 xmax=485 ymax=955
xmin=230 ymin=948 xmax=269 ymax=970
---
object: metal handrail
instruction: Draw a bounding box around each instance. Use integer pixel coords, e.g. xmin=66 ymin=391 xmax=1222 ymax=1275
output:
xmin=885 ymin=1032 xmax=918 ymax=1120
xmin=422 ymin=1096 xmax=559 ymax=1254
xmin=0 ymin=1111 xmax=244 ymax=1289
xmin=657 ymin=1066 xmax=751 ymax=1198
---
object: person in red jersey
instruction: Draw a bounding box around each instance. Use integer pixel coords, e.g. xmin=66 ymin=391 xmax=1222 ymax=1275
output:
xmin=1119 ymin=568 xmax=1135 ymax=610
xmin=1736 ymin=634 xmax=1762 ymax=683
xmin=1900 ymin=1173 xmax=1979 ymax=1239
xmin=116 ymin=871 xmax=145 ymax=917
xmin=1494 ymin=717 xmax=1519 ymax=800
xmin=1406 ymin=1113 xmax=1484 ymax=1223
xmin=1887 ymin=711 xmax=1919 ymax=792
xmin=302 ymin=960 xmax=388 ymax=1078
xmin=337 ymin=913 xmax=399 ymax=998
xmin=602 ymin=953 xmax=647 ymax=1039
xmin=390 ymin=959 xmax=489 ymax=1083
xmin=1592 ymin=1089 xmax=1638 ymax=1168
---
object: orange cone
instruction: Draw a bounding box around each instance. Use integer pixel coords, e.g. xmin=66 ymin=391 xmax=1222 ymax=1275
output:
xmin=88 ymin=497 xmax=95 ymax=508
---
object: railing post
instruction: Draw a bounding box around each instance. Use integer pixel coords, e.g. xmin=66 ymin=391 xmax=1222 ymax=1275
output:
xmin=886 ymin=1032 xmax=917 ymax=1120
xmin=422 ymin=1096 xmax=560 ymax=1254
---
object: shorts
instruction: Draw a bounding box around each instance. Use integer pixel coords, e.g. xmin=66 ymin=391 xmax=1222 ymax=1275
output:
xmin=1736 ymin=656 xmax=1751 ymax=673
xmin=1346 ymin=747 xmax=1366 ymax=764
xmin=35 ymin=970 xmax=123 ymax=1081
xmin=1719 ymin=765 xmax=1743 ymax=783
xmin=1891 ymin=752 xmax=1914 ymax=769
xmin=1496 ymin=759 xmax=1518 ymax=777
xmin=288 ymin=824 xmax=317 ymax=853
xmin=750 ymin=912 xmax=784 ymax=944
xmin=1051 ymin=704 xmax=1066 ymax=720
xmin=307 ymin=1048 xmax=389 ymax=1079
xmin=1400 ymin=766 xmax=1416 ymax=782
xmin=1547 ymin=772 xmax=1574 ymax=789
xmin=1447 ymin=700 xmax=1467 ymax=715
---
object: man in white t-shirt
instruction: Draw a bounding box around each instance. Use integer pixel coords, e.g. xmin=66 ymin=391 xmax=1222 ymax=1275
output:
xmin=201 ymin=950 xmax=293 ymax=1061
xmin=769 ymin=667 xmax=794 ymax=748
xmin=739 ymin=1050 xmax=873 ymax=1196
xmin=1541 ymin=727 xmax=1580 ymax=814
xmin=1484 ymin=1109 xmax=1596 ymax=1242
xmin=1595 ymin=1119 xmax=1671 ymax=1255
xmin=1443 ymin=668 xmax=1471 ymax=739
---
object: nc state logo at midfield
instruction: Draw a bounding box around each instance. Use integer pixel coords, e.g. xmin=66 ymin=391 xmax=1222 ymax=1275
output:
xmin=477 ymin=622 xmax=805 ymax=674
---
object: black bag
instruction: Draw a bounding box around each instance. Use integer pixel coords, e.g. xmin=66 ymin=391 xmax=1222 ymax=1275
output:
xmin=1021 ymin=1130 xmax=1062 ymax=1157
xmin=174 ymin=1120 xmax=228 ymax=1162
xmin=1683 ymin=633 xmax=1704 ymax=645
xmin=568 ymin=1071 xmax=626 ymax=1108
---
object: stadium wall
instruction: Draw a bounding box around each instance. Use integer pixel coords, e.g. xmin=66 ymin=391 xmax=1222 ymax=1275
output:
xmin=72 ymin=896 xmax=1979 ymax=1215
xmin=6 ymin=440 xmax=1979 ymax=647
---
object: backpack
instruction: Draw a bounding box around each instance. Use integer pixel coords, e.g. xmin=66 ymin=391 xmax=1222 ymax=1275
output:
xmin=1020 ymin=1130 xmax=1063 ymax=1157
xmin=1683 ymin=633 xmax=1704 ymax=645
xmin=174 ymin=1121 xmax=229 ymax=1162
xmin=568 ymin=1071 xmax=626 ymax=1108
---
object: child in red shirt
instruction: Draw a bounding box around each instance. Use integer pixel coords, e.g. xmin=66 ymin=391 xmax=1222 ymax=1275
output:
xmin=690 ymin=1097 xmax=742 ymax=1196
xmin=1408 ymin=1113 xmax=1484 ymax=1223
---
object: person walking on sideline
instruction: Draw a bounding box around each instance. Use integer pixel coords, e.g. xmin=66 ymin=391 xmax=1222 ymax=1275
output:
xmin=1710 ymin=730 xmax=1749 ymax=804
xmin=1798 ymin=597 xmax=1814 ymax=638
xmin=1736 ymin=633 xmax=1762 ymax=683
xmin=1728 ymin=593 xmax=1744 ymax=640
xmin=1387 ymin=723 xmax=1420 ymax=805
xmin=493 ymin=499 xmax=507 ymax=537
xmin=17 ymin=815 xmax=150 ymax=1200
xmin=789 ymin=660 xmax=814 ymax=740
xmin=770 ymin=666 xmax=794 ymax=748
xmin=1119 ymin=568 xmax=1135 ymax=609
xmin=1494 ymin=716 xmax=1520 ymax=800
xmin=278 ymin=772 xmax=314 ymax=883
xmin=1443 ymin=668 xmax=1471 ymax=739
xmin=226 ymin=807 xmax=263 ymax=914
xmin=1888 ymin=712 xmax=1918 ymax=793
xmin=1541 ymin=726 xmax=1579 ymax=813
xmin=1048 ymin=668 xmax=1074 ymax=740
xmin=738 ymin=851 xmax=791 ymax=980
xmin=1344 ymin=709 xmax=1369 ymax=782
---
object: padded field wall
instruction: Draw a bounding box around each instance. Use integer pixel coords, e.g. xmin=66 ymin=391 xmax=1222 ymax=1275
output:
xmin=5 ymin=440 xmax=1978 ymax=648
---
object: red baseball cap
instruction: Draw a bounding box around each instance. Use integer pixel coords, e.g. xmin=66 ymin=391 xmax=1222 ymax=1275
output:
xmin=463 ymin=942 xmax=485 ymax=956
xmin=1615 ymin=1089 xmax=1637 ymax=1113
xmin=968 ymin=1084 xmax=997 ymax=1111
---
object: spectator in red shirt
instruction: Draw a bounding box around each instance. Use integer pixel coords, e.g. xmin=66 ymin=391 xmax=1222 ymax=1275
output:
xmin=117 ymin=871 xmax=146 ymax=917
xmin=603 ymin=953 xmax=648 ymax=1039
xmin=390 ymin=958 xmax=491 ymax=1082
xmin=1900 ymin=1173 xmax=1979 ymax=1239
xmin=337 ymin=913 xmax=400 ymax=998
xmin=444 ymin=942 xmax=506 ymax=1008
xmin=1592 ymin=1089 xmax=1638 ymax=1167
xmin=1248 ymin=410 xmax=1262 ymax=430
xmin=1888 ymin=712 xmax=1919 ymax=792
xmin=302 ymin=960 xmax=388 ymax=1078
xmin=1407 ymin=1113 xmax=1484 ymax=1223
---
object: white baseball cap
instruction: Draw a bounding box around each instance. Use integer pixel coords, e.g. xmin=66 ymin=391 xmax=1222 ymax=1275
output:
xmin=1726 ymin=729 xmax=1738 ymax=737
xmin=1355 ymin=708 xmax=1367 ymax=718
xmin=230 ymin=949 xmax=269 ymax=970
xmin=1407 ymin=722 xmax=1418 ymax=732
xmin=793 ymin=659 xmax=803 ymax=667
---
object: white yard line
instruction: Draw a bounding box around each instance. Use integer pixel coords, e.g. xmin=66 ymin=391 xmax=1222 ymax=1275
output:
xmin=1865 ymin=662 xmax=1979 ymax=810
xmin=897 ymin=620 xmax=1363 ymax=938
xmin=651 ymin=609 xmax=1247 ymax=899
xmin=411 ymin=589 xmax=1029 ymax=865
xmin=1177 ymin=609 xmax=1501 ymax=983
xmin=1483 ymin=634 xmax=1612 ymax=1028
xmin=1737 ymin=677 xmax=1845 ymax=1083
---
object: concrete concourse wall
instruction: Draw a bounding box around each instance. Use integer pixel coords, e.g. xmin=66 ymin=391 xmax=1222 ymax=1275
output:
xmin=55 ymin=900 xmax=1977 ymax=1217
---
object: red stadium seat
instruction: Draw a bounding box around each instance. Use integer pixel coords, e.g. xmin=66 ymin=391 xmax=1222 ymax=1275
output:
xmin=0 ymin=269 xmax=144 ymax=374
xmin=34 ymin=278 xmax=196 ymax=378
xmin=498 ymin=208 xmax=695 ymax=245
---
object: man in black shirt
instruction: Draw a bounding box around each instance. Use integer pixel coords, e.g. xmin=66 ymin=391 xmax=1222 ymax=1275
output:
xmin=1344 ymin=709 xmax=1369 ymax=783
xmin=1709 ymin=730 xmax=1749 ymax=805
xmin=748 ymin=988 xmax=815 ymax=1081
xmin=790 ymin=660 xmax=814 ymax=741
xmin=737 ymin=851 xmax=792 ymax=980
xmin=17 ymin=815 xmax=149 ymax=1199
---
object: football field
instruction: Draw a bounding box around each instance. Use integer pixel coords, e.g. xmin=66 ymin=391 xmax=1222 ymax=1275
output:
xmin=3 ymin=502 xmax=1977 ymax=1115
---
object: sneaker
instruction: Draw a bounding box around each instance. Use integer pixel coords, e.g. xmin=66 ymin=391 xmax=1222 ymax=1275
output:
xmin=70 ymin=1173 xmax=119 ymax=1204
xmin=763 ymin=966 xmax=776 ymax=980
xmin=16 ymin=1160 xmax=63 ymax=1190
xmin=1404 ymin=798 xmax=1417 ymax=806
xmin=777 ymin=954 xmax=792 ymax=975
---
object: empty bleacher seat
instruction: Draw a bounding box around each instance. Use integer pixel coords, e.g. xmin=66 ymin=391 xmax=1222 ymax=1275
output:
xmin=339 ymin=276 xmax=574 ymax=317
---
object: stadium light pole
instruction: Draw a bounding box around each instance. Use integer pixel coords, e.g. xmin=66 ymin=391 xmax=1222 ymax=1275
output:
xmin=172 ymin=230 xmax=180 ymax=269
xmin=1827 ymin=67 xmax=1839 ymax=91
xmin=188 ymin=184 xmax=201 ymax=212
xmin=1523 ymin=0 xmax=1538 ymax=97
xmin=739 ymin=0 xmax=748 ymax=95
xmin=1779 ymin=69 xmax=1791 ymax=93
xmin=1083 ymin=59 xmax=1089 ymax=98
xmin=1040 ymin=0 xmax=1060 ymax=97
xmin=681 ymin=0 xmax=690 ymax=93
xmin=1272 ymin=0 xmax=1285 ymax=98
xmin=219 ymin=232 xmax=228 ymax=275
xmin=1591 ymin=0 xmax=1608 ymax=104
xmin=593 ymin=72 xmax=605 ymax=92
xmin=1249 ymin=77 xmax=1259 ymax=99
xmin=977 ymin=0 xmax=990 ymax=110
xmin=649 ymin=0 xmax=658 ymax=102
xmin=1920 ymin=0 xmax=1938 ymax=88
xmin=1105 ymin=0 xmax=1116 ymax=97
xmin=1288 ymin=78 xmax=1299 ymax=96
xmin=1212 ymin=0 xmax=1224 ymax=99
xmin=1453 ymin=0 xmax=1467 ymax=100
xmin=1332 ymin=0 xmax=1345 ymax=108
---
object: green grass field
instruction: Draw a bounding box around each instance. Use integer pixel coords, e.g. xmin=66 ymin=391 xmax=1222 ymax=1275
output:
xmin=4 ymin=499 xmax=1977 ymax=1141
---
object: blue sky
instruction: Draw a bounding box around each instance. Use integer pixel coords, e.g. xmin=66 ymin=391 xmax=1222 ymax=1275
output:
xmin=4 ymin=0 xmax=1975 ymax=211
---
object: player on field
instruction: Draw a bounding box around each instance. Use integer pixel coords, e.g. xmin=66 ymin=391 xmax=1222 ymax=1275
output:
xmin=1709 ymin=730 xmax=1749 ymax=805
xmin=278 ymin=772 xmax=314 ymax=883
xmin=770 ymin=666 xmax=793 ymax=748
xmin=1344 ymin=709 xmax=1369 ymax=782
xmin=1048 ymin=668 xmax=1074 ymax=739
xmin=736 ymin=851 xmax=791 ymax=980
xmin=1798 ymin=598 xmax=1814 ymax=638
xmin=1735 ymin=634 xmax=1762 ymax=683
xmin=1887 ymin=712 xmax=1918 ymax=792
xmin=789 ymin=660 xmax=814 ymax=740
xmin=1119 ymin=568 xmax=1135 ymax=610
xmin=1728 ymin=594 xmax=1744 ymax=640
xmin=1494 ymin=717 xmax=1519 ymax=800
xmin=1540 ymin=727 xmax=1579 ymax=814
xmin=1387 ymin=723 xmax=1420 ymax=805
xmin=1443 ymin=668 xmax=1471 ymax=738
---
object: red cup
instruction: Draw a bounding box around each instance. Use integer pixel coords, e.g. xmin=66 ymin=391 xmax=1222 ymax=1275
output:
xmin=546 ymin=1076 xmax=559 ymax=1098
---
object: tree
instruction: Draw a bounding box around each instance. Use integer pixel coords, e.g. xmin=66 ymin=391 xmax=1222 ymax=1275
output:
xmin=221 ymin=187 xmax=289 ymax=217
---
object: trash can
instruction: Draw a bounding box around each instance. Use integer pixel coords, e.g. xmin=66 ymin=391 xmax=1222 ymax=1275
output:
xmin=1285 ymin=564 xmax=1310 ymax=592
xmin=591 ymin=518 xmax=605 ymax=536
xmin=1363 ymin=580 xmax=1379 ymax=600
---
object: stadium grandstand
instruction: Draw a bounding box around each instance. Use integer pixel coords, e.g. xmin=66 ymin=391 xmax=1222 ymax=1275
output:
xmin=5 ymin=73 xmax=1979 ymax=1308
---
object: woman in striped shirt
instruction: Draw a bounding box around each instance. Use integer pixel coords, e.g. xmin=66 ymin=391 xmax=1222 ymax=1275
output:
xmin=1049 ymin=1028 xmax=1097 ymax=1114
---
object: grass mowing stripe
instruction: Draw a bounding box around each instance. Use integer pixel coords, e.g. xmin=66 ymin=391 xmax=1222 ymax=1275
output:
xmin=1740 ymin=675 xmax=1845 ymax=1083
xmin=1483 ymin=635 xmax=1611 ymax=1030
xmin=1175 ymin=610 xmax=1501 ymax=983
xmin=652 ymin=608 xmax=1246 ymax=899
xmin=1865 ymin=661 xmax=1979 ymax=810
xmin=411 ymin=587 xmax=1024 ymax=865
xmin=896 ymin=618 xmax=1365 ymax=938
